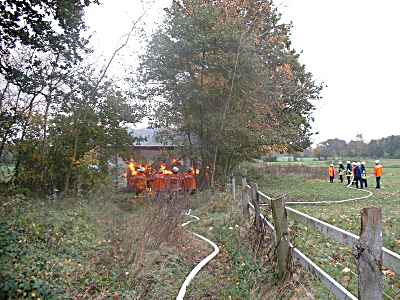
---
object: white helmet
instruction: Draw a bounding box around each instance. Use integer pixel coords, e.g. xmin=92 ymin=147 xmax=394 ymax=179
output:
xmin=375 ymin=160 xmax=380 ymax=164
xmin=172 ymin=166 xmax=179 ymax=173
xmin=346 ymin=161 xmax=351 ymax=164
xmin=138 ymin=167 xmax=145 ymax=173
xmin=361 ymin=161 xmax=366 ymax=165
xmin=339 ymin=161 xmax=343 ymax=164
xmin=356 ymin=162 xmax=361 ymax=166
xmin=330 ymin=164 xmax=334 ymax=167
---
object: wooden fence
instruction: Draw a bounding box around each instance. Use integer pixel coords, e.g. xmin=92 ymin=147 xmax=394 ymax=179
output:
xmin=235 ymin=177 xmax=400 ymax=300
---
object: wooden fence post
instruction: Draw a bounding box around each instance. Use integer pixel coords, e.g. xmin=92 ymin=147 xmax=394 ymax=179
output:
xmin=241 ymin=177 xmax=249 ymax=218
xmin=353 ymin=207 xmax=383 ymax=300
xmin=231 ymin=175 xmax=236 ymax=203
xmin=250 ymin=183 xmax=261 ymax=228
xmin=271 ymin=195 xmax=290 ymax=280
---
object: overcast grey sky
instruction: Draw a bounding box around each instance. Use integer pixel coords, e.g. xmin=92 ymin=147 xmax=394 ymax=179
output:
xmin=86 ymin=0 xmax=400 ymax=144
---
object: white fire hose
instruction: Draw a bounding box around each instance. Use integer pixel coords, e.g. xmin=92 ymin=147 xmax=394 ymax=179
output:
xmin=258 ymin=177 xmax=374 ymax=206
xmin=176 ymin=210 xmax=220 ymax=300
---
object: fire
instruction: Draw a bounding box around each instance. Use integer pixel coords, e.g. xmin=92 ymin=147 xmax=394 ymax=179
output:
xmin=128 ymin=162 xmax=137 ymax=176
xmin=159 ymin=162 xmax=173 ymax=175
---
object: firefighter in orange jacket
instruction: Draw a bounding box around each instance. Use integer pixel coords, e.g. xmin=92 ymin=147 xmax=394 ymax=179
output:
xmin=183 ymin=168 xmax=197 ymax=194
xmin=374 ymin=160 xmax=383 ymax=189
xmin=168 ymin=166 xmax=182 ymax=192
xmin=151 ymin=168 xmax=167 ymax=200
xmin=328 ymin=164 xmax=336 ymax=183
xmin=133 ymin=167 xmax=147 ymax=195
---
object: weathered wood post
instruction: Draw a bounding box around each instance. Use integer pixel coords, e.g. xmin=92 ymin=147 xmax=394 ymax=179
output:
xmin=241 ymin=177 xmax=249 ymax=218
xmin=250 ymin=183 xmax=260 ymax=228
xmin=231 ymin=175 xmax=236 ymax=203
xmin=353 ymin=207 xmax=383 ymax=300
xmin=271 ymin=195 xmax=290 ymax=280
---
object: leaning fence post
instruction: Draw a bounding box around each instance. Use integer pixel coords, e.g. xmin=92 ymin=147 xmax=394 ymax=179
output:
xmin=231 ymin=175 xmax=236 ymax=203
xmin=250 ymin=183 xmax=260 ymax=228
xmin=271 ymin=195 xmax=290 ymax=280
xmin=353 ymin=207 xmax=383 ymax=300
xmin=241 ymin=177 xmax=249 ymax=218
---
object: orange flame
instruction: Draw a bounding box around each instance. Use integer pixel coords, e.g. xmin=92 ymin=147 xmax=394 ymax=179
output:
xmin=128 ymin=162 xmax=137 ymax=176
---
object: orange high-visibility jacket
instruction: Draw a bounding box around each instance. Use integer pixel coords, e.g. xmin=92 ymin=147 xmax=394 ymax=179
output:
xmin=374 ymin=165 xmax=383 ymax=177
xmin=133 ymin=173 xmax=147 ymax=193
xmin=328 ymin=166 xmax=336 ymax=177
xmin=183 ymin=173 xmax=197 ymax=191
xmin=151 ymin=173 xmax=167 ymax=192
xmin=168 ymin=174 xmax=182 ymax=192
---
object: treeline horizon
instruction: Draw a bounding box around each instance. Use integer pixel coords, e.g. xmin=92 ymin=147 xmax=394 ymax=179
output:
xmin=307 ymin=134 xmax=400 ymax=159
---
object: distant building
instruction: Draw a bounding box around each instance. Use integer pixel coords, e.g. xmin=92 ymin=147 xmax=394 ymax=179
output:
xmin=129 ymin=128 xmax=178 ymax=161
xmin=276 ymin=155 xmax=295 ymax=162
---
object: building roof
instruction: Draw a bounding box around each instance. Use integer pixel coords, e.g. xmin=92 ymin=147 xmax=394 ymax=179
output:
xmin=129 ymin=128 xmax=177 ymax=147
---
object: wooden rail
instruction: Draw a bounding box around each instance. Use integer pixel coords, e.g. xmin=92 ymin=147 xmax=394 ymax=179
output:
xmin=286 ymin=206 xmax=400 ymax=275
xmin=241 ymin=182 xmax=400 ymax=299
xmin=248 ymin=201 xmax=357 ymax=300
xmin=292 ymin=248 xmax=358 ymax=300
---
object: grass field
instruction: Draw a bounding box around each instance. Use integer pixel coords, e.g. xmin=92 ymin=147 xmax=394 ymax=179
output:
xmin=0 ymin=186 xmax=317 ymax=299
xmin=1 ymin=159 xmax=398 ymax=298
xmin=254 ymin=159 xmax=400 ymax=299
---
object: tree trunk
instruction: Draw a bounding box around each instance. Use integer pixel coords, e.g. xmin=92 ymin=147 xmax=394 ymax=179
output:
xmin=40 ymin=95 xmax=53 ymax=188
xmin=14 ymin=92 xmax=40 ymax=179
xmin=0 ymin=81 xmax=9 ymax=109
xmin=0 ymin=88 xmax=22 ymax=159
xmin=64 ymin=126 xmax=79 ymax=195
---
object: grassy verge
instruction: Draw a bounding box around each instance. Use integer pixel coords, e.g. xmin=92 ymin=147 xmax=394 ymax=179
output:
xmin=0 ymin=189 xmax=193 ymax=299
xmin=1 ymin=186 xmax=322 ymax=299
xmin=252 ymin=160 xmax=400 ymax=298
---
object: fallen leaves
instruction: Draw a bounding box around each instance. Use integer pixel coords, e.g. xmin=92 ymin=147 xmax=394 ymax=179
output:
xmin=382 ymin=269 xmax=396 ymax=278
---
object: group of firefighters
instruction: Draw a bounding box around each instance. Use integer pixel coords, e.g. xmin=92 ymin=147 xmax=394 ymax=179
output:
xmin=126 ymin=161 xmax=197 ymax=196
xmin=327 ymin=160 xmax=384 ymax=189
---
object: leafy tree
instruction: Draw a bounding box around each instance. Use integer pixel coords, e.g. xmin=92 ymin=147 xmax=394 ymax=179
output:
xmin=315 ymin=134 xmax=400 ymax=159
xmin=139 ymin=0 xmax=322 ymax=184
xmin=0 ymin=0 xmax=152 ymax=195
xmin=0 ymin=0 xmax=98 ymax=61
xmin=319 ymin=138 xmax=347 ymax=157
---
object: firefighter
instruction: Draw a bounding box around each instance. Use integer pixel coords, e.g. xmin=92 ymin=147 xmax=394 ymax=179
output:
xmin=374 ymin=160 xmax=383 ymax=189
xmin=361 ymin=161 xmax=368 ymax=188
xmin=151 ymin=168 xmax=167 ymax=200
xmin=338 ymin=161 xmax=345 ymax=183
xmin=345 ymin=161 xmax=352 ymax=185
xmin=328 ymin=164 xmax=336 ymax=183
xmin=354 ymin=162 xmax=363 ymax=189
xmin=168 ymin=166 xmax=182 ymax=193
xmin=133 ymin=167 xmax=147 ymax=194
xmin=183 ymin=168 xmax=197 ymax=194
xmin=145 ymin=165 xmax=153 ymax=189
xmin=351 ymin=161 xmax=357 ymax=186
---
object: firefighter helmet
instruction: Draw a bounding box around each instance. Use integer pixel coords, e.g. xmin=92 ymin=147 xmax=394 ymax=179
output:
xmin=172 ymin=166 xmax=179 ymax=173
